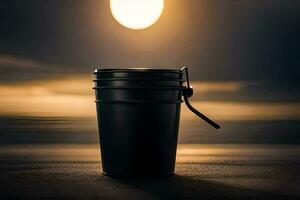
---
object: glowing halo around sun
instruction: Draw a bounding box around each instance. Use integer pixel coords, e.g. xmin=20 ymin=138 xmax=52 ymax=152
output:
xmin=110 ymin=0 xmax=164 ymax=30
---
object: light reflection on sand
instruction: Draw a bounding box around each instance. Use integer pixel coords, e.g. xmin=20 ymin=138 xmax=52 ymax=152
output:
xmin=176 ymin=144 xmax=300 ymax=163
xmin=1 ymin=144 xmax=299 ymax=163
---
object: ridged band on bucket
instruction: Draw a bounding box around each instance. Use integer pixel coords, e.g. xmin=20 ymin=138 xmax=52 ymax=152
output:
xmin=94 ymin=80 xmax=183 ymax=87
xmin=93 ymin=86 xmax=184 ymax=90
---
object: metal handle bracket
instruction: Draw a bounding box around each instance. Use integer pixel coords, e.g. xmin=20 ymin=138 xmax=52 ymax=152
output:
xmin=181 ymin=66 xmax=220 ymax=129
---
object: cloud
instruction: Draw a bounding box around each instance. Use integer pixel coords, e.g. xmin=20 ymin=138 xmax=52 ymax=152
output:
xmin=191 ymin=82 xmax=243 ymax=92
xmin=0 ymin=53 xmax=299 ymax=103
xmin=0 ymin=76 xmax=93 ymax=97
xmin=190 ymin=80 xmax=300 ymax=102
xmin=0 ymin=53 xmax=79 ymax=83
xmin=181 ymin=101 xmax=300 ymax=121
xmin=0 ymin=76 xmax=299 ymax=119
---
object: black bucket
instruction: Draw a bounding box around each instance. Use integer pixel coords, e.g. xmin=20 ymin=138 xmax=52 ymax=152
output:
xmin=93 ymin=67 xmax=220 ymax=177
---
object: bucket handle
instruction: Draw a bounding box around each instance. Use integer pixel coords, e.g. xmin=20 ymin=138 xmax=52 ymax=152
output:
xmin=181 ymin=66 xmax=220 ymax=129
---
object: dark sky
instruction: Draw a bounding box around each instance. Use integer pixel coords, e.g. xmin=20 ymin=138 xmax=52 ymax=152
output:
xmin=1 ymin=0 xmax=300 ymax=145
xmin=0 ymin=0 xmax=299 ymax=87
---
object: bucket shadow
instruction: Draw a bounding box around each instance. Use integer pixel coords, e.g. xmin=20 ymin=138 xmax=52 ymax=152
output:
xmin=107 ymin=174 xmax=296 ymax=200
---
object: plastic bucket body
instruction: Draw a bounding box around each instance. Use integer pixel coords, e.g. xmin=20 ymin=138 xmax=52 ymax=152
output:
xmin=94 ymin=68 xmax=183 ymax=176
xmin=93 ymin=68 xmax=220 ymax=177
xmin=96 ymin=101 xmax=181 ymax=176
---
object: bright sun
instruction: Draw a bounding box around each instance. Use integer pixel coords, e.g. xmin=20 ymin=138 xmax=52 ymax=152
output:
xmin=110 ymin=0 xmax=164 ymax=30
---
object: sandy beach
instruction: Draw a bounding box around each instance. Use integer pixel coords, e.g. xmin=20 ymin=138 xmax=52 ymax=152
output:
xmin=0 ymin=144 xmax=299 ymax=199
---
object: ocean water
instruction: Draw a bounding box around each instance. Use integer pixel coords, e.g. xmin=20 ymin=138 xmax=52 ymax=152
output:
xmin=0 ymin=115 xmax=299 ymax=144
xmin=0 ymin=112 xmax=299 ymax=198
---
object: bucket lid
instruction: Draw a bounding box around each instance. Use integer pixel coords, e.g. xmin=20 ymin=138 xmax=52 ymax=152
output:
xmin=94 ymin=68 xmax=183 ymax=80
xmin=94 ymin=68 xmax=182 ymax=73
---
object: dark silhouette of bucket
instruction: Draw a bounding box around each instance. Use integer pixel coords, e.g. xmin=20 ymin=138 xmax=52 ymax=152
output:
xmin=93 ymin=67 xmax=220 ymax=177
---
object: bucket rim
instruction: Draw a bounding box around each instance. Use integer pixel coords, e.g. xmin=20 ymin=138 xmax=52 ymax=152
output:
xmin=92 ymin=86 xmax=185 ymax=90
xmin=94 ymin=68 xmax=182 ymax=74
